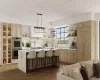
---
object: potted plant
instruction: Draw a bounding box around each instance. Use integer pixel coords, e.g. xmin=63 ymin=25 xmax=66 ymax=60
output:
xmin=25 ymin=42 xmax=31 ymax=47
xmin=74 ymin=30 xmax=77 ymax=36
xmin=22 ymin=42 xmax=24 ymax=47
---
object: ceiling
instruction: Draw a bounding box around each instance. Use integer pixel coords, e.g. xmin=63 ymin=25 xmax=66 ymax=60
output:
xmin=0 ymin=0 xmax=100 ymax=26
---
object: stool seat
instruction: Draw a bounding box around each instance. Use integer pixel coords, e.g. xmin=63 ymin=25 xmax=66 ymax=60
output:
xmin=46 ymin=50 xmax=53 ymax=57
xmin=37 ymin=50 xmax=45 ymax=58
xmin=27 ymin=50 xmax=36 ymax=59
xmin=54 ymin=50 xmax=59 ymax=56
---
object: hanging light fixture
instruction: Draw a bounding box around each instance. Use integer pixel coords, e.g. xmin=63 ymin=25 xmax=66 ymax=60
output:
xmin=34 ymin=13 xmax=45 ymax=33
xmin=37 ymin=13 xmax=43 ymax=27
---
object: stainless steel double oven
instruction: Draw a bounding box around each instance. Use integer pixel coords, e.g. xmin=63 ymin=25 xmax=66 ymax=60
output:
xmin=12 ymin=37 xmax=22 ymax=59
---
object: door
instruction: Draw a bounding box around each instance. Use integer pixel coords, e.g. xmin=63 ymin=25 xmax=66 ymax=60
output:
xmin=77 ymin=28 xmax=84 ymax=61
xmin=83 ymin=27 xmax=91 ymax=61
xmin=77 ymin=25 xmax=91 ymax=61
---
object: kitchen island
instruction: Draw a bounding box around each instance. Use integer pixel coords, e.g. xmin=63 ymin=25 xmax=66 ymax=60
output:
xmin=18 ymin=48 xmax=77 ymax=73
xmin=18 ymin=48 xmax=58 ymax=73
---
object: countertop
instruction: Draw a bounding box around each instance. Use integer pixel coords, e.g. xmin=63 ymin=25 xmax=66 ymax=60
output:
xmin=19 ymin=48 xmax=77 ymax=52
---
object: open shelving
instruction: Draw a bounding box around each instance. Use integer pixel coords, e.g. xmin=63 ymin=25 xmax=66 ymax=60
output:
xmin=2 ymin=23 xmax=12 ymax=64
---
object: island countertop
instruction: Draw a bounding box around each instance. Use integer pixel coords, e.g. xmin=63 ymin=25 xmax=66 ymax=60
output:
xmin=20 ymin=48 xmax=77 ymax=52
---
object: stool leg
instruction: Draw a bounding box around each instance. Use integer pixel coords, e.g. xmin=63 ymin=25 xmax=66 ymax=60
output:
xmin=47 ymin=57 xmax=49 ymax=66
xmin=52 ymin=56 xmax=54 ymax=66
xmin=50 ymin=57 xmax=52 ymax=66
xmin=57 ymin=56 xmax=60 ymax=66
xmin=44 ymin=57 xmax=45 ymax=67
xmin=40 ymin=58 xmax=42 ymax=68
xmin=46 ymin=57 xmax=48 ymax=66
xmin=42 ymin=58 xmax=44 ymax=67
xmin=39 ymin=58 xmax=41 ymax=68
xmin=48 ymin=57 xmax=50 ymax=66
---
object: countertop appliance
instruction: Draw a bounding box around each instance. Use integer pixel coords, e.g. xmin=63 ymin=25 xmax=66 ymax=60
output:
xmin=12 ymin=37 xmax=22 ymax=59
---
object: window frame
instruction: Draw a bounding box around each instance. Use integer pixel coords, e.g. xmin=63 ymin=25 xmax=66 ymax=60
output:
xmin=56 ymin=27 xmax=68 ymax=44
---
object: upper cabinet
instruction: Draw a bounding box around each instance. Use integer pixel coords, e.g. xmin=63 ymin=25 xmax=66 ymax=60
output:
xmin=21 ymin=25 xmax=31 ymax=37
xmin=12 ymin=24 xmax=32 ymax=37
xmin=12 ymin=24 xmax=21 ymax=37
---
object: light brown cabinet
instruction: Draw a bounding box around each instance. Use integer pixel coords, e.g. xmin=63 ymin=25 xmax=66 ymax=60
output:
xmin=59 ymin=49 xmax=77 ymax=63
xmin=77 ymin=20 xmax=96 ymax=61
xmin=12 ymin=24 xmax=21 ymax=37
xmin=1 ymin=23 xmax=12 ymax=64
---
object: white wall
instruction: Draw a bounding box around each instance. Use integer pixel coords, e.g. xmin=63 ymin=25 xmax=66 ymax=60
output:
xmin=95 ymin=13 xmax=100 ymax=59
xmin=51 ymin=12 xmax=95 ymax=27
xmin=21 ymin=26 xmax=52 ymax=48
xmin=0 ymin=24 xmax=2 ymax=65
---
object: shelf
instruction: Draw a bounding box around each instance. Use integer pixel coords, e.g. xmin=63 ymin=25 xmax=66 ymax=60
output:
xmin=3 ymin=31 xmax=7 ymax=32
xmin=7 ymin=36 xmax=12 ymax=37
xmin=2 ymin=23 xmax=12 ymax=64
xmin=3 ymin=57 xmax=7 ymax=58
xmin=3 ymin=50 xmax=7 ymax=52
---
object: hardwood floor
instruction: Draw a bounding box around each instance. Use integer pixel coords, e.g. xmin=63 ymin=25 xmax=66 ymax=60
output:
xmin=0 ymin=64 xmax=61 ymax=80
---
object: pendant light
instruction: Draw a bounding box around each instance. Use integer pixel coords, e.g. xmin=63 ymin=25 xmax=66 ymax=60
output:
xmin=34 ymin=13 xmax=45 ymax=33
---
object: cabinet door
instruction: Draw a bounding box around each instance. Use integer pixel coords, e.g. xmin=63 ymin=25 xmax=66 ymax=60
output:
xmin=16 ymin=24 xmax=21 ymax=37
xmin=0 ymin=24 xmax=2 ymax=64
xmin=59 ymin=49 xmax=65 ymax=62
xmin=12 ymin=24 xmax=17 ymax=37
xmin=64 ymin=50 xmax=68 ymax=63
xmin=21 ymin=25 xmax=30 ymax=37
xmin=83 ymin=29 xmax=91 ymax=60
xmin=77 ymin=27 xmax=84 ymax=61
xmin=77 ymin=25 xmax=91 ymax=61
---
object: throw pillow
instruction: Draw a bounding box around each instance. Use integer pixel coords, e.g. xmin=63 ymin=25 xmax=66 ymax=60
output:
xmin=85 ymin=63 xmax=94 ymax=78
xmin=63 ymin=63 xmax=81 ymax=77
xmin=72 ymin=68 xmax=83 ymax=80
xmin=93 ymin=59 xmax=100 ymax=63
xmin=80 ymin=66 xmax=88 ymax=80
xmin=80 ymin=60 xmax=93 ymax=66
xmin=80 ymin=60 xmax=94 ymax=78
xmin=93 ymin=63 xmax=100 ymax=78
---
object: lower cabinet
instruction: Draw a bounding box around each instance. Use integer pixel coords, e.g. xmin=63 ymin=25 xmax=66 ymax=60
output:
xmin=59 ymin=49 xmax=77 ymax=63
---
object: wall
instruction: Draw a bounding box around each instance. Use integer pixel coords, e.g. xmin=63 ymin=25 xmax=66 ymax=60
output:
xmin=0 ymin=24 xmax=2 ymax=65
xmin=21 ymin=27 xmax=52 ymax=48
xmin=51 ymin=12 xmax=95 ymax=27
xmin=95 ymin=13 xmax=100 ymax=59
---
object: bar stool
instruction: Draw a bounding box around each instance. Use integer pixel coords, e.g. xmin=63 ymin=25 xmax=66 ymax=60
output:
xmin=27 ymin=50 xmax=36 ymax=72
xmin=37 ymin=50 xmax=45 ymax=68
xmin=53 ymin=49 xmax=60 ymax=66
xmin=46 ymin=50 xmax=53 ymax=66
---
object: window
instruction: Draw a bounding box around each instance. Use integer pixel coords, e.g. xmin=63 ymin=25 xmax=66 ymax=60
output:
xmin=56 ymin=27 xmax=68 ymax=44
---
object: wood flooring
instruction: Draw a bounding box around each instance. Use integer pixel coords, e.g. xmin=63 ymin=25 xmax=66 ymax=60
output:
xmin=0 ymin=64 xmax=62 ymax=80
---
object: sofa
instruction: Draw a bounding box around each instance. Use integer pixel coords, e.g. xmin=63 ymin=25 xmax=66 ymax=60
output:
xmin=57 ymin=59 xmax=100 ymax=80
